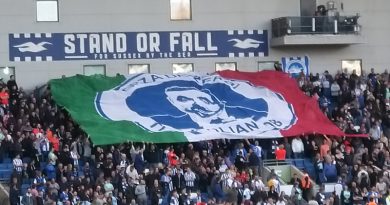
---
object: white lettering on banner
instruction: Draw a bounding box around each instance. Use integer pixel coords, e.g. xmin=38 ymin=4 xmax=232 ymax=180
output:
xmin=136 ymin=33 xmax=161 ymax=52
xmin=64 ymin=34 xmax=75 ymax=53
xmin=149 ymin=33 xmax=160 ymax=52
xmin=194 ymin=33 xmax=205 ymax=51
xmin=64 ymin=33 xmax=127 ymax=54
xmin=77 ymin=34 xmax=87 ymax=54
xmin=102 ymin=34 xmax=114 ymax=53
xmin=169 ymin=32 xmax=218 ymax=52
xmin=116 ymin=33 xmax=127 ymax=52
xmin=207 ymin=32 xmax=217 ymax=51
xmin=182 ymin=32 xmax=192 ymax=52
xmin=170 ymin=33 xmax=180 ymax=52
xmin=63 ymin=32 xmax=217 ymax=56
xmin=89 ymin=34 xmax=100 ymax=53
xmin=136 ymin=33 xmax=148 ymax=52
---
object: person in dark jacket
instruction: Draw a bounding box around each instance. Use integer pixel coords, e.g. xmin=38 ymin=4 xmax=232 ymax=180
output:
xmin=340 ymin=185 xmax=353 ymax=205
xmin=172 ymin=166 xmax=185 ymax=192
xmin=9 ymin=177 xmax=20 ymax=205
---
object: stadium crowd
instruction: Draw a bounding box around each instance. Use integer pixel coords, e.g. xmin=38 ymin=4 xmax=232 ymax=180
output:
xmin=1 ymin=67 xmax=390 ymax=205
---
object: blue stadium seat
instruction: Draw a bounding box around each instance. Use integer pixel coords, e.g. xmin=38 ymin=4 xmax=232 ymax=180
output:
xmin=0 ymin=164 xmax=8 ymax=169
xmin=21 ymin=184 xmax=30 ymax=189
xmin=3 ymin=158 xmax=11 ymax=163
xmin=294 ymin=159 xmax=305 ymax=169
xmin=285 ymin=158 xmax=293 ymax=165
xmin=0 ymin=170 xmax=12 ymax=181
xmin=23 ymin=178 xmax=32 ymax=185
xmin=78 ymin=160 xmax=84 ymax=167
xmin=22 ymin=157 xmax=32 ymax=164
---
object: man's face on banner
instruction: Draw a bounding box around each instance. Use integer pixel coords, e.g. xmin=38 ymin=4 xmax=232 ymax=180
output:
xmin=165 ymin=87 xmax=223 ymax=118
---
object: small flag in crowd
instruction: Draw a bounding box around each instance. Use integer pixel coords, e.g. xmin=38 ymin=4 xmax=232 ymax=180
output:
xmin=281 ymin=56 xmax=310 ymax=78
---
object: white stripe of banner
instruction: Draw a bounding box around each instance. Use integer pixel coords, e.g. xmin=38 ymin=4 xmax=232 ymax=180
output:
xmin=14 ymin=57 xmax=21 ymax=62
xmin=248 ymin=52 xmax=254 ymax=57
xmin=36 ymin=56 xmax=42 ymax=61
xmin=24 ymin=33 xmax=31 ymax=38
xmin=238 ymin=30 xmax=244 ymax=35
xmin=46 ymin=56 xmax=53 ymax=61
xmin=257 ymin=30 xmax=263 ymax=34
xmin=258 ymin=52 xmax=264 ymax=57
xmin=228 ymin=30 xmax=234 ymax=35
xmin=229 ymin=53 xmax=235 ymax=58
xmin=238 ymin=53 xmax=245 ymax=57
xmin=13 ymin=33 xmax=20 ymax=38
xmin=34 ymin=33 xmax=42 ymax=38
xmin=247 ymin=30 xmax=254 ymax=35
xmin=45 ymin=33 xmax=52 ymax=38
xmin=25 ymin=57 xmax=32 ymax=62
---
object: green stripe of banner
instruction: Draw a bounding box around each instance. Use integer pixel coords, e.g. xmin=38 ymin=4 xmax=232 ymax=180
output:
xmin=50 ymin=74 xmax=187 ymax=145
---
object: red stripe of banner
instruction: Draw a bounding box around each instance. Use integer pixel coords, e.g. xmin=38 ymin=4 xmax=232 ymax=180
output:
xmin=218 ymin=70 xmax=368 ymax=138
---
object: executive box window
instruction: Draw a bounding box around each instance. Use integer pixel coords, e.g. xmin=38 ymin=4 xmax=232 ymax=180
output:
xmin=36 ymin=0 xmax=59 ymax=22
xmin=83 ymin=65 xmax=106 ymax=76
xmin=215 ymin=62 xmax=237 ymax=71
xmin=172 ymin=63 xmax=193 ymax=74
xmin=170 ymin=0 xmax=191 ymax=20
xmin=342 ymin=59 xmax=362 ymax=76
xmin=128 ymin=64 xmax=150 ymax=74
xmin=0 ymin=67 xmax=16 ymax=82
xmin=258 ymin=61 xmax=278 ymax=71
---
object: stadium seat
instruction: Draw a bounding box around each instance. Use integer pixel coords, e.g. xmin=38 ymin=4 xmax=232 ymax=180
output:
xmin=0 ymin=164 xmax=8 ymax=169
xmin=23 ymin=178 xmax=32 ymax=184
xmin=3 ymin=158 xmax=11 ymax=163
xmin=0 ymin=170 xmax=13 ymax=181
xmin=22 ymin=157 xmax=32 ymax=164
xmin=293 ymin=159 xmax=305 ymax=169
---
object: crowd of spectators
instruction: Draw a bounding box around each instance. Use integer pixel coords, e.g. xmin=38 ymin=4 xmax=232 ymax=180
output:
xmin=0 ymin=67 xmax=389 ymax=205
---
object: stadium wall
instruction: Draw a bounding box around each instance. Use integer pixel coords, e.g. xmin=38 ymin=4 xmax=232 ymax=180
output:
xmin=0 ymin=0 xmax=389 ymax=89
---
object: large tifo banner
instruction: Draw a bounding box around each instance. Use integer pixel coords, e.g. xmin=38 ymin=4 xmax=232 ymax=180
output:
xmin=9 ymin=30 xmax=268 ymax=62
xmin=50 ymin=71 xmax=351 ymax=145
xmin=281 ymin=56 xmax=310 ymax=78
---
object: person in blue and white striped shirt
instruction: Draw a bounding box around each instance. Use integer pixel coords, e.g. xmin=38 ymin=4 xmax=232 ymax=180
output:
xmin=13 ymin=154 xmax=23 ymax=174
xmin=170 ymin=190 xmax=179 ymax=205
xmin=184 ymin=167 xmax=197 ymax=192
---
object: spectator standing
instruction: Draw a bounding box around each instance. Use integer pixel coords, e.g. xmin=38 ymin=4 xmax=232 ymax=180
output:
xmin=301 ymin=170 xmax=312 ymax=201
xmin=340 ymin=185 xmax=353 ymax=205
xmin=135 ymin=180 xmax=147 ymax=205
xmin=291 ymin=182 xmax=303 ymax=205
xmin=161 ymin=168 xmax=173 ymax=205
xmin=275 ymin=144 xmax=286 ymax=161
xmin=292 ymin=137 xmax=305 ymax=159
xmin=9 ymin=177 xmax=20 ymax=205
xmin=184 ymin=167 xmax=197 ymax=192
xmin=22 ymin=188 xmax=35 ymax=205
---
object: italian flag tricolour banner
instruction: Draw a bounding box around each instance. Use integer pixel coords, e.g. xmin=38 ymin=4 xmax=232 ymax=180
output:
xmin=50 ymin=70 xmax=352 ymax=145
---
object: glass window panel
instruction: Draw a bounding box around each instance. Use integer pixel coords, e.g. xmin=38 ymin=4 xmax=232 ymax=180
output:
xmin=83 ymin=65 xmax=106 ymax=76
xmin=342 ymin=60 xmax=362 ymax=76
xmin=215 ymin=62 xmax=237 ymax=71
xmin=172 ymin=63 xmax=193 ymax=74
xmin=258 ymin=61 xmax=277 ymax=71
xmin=0 ymin=67 xmax=16 ymax=82
xmin=170 ymin=0 xmax=191 ymax=20
xmin=128 ymin=64 xmax=150 ymax=74
xmin=37 ymin=0 xmax=59 ymax=22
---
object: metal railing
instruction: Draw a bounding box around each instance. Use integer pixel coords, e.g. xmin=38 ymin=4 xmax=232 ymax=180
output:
xmin=271 ymin=15 xmax=361 ymax=37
